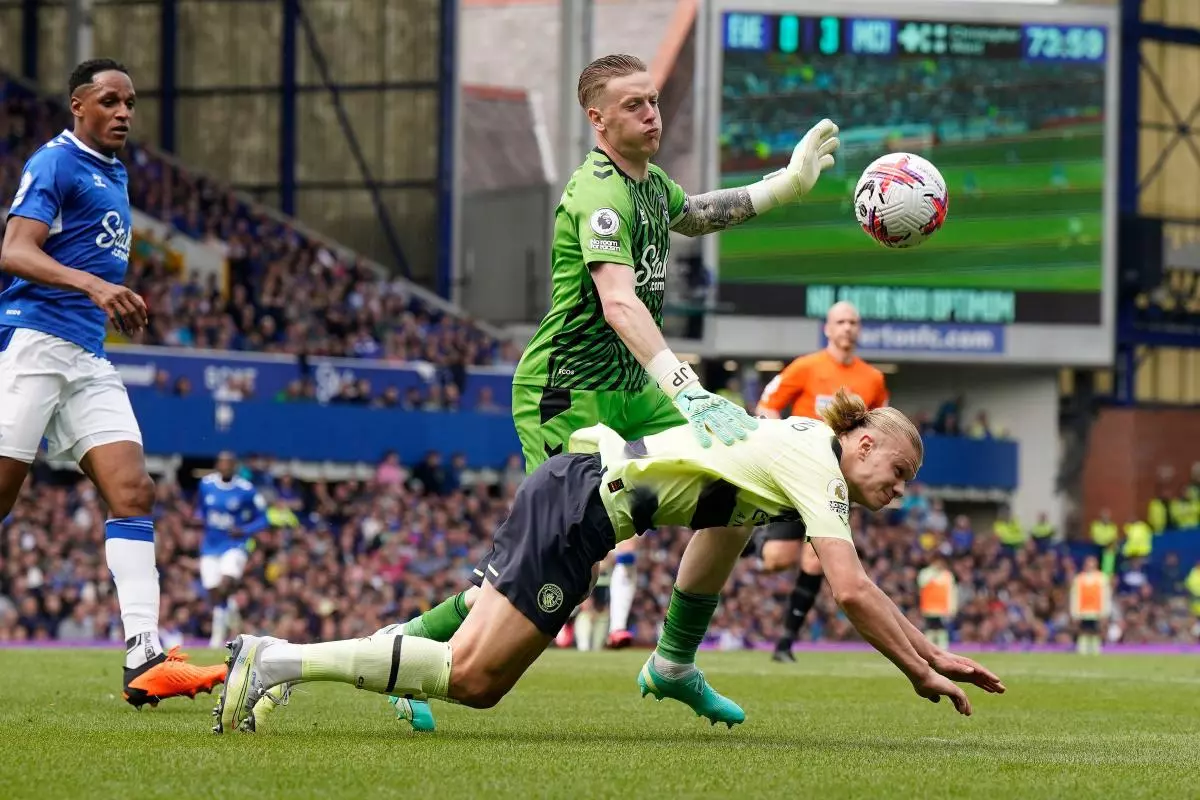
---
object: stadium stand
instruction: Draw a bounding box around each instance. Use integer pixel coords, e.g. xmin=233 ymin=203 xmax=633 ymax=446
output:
xmin=0 ymin=75 xmax=505 ymax=368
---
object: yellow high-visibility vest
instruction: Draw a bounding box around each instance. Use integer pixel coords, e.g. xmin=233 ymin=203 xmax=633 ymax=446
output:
xmin=1170 ymin=497 xmax=1199 ymax=529
xmin=1030 ymin=522 xmax=1055 ymax=540
xmin=1147 ymin=498 xmax=1170 ymax=533
xmin=1121 ymin=521 xmax=1153 ymax=558
xmin=994 ymin=519 xmax=1026 ymax=546
xmin=1090 ymin=520 xmax=1118 ymax=547
xmin=1186 ymin=568 xmax=1200 ymax=616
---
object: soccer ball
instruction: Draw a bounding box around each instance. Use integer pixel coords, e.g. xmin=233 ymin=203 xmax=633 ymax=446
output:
xmin=853 ymin=153 xmax=949 ymax=248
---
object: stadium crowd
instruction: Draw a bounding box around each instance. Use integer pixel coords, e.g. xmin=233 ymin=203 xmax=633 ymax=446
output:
xmin=0 ymin=82 xmax=505 ymax=369
xmin=3 ymin=454 xmax=1198 ymax=647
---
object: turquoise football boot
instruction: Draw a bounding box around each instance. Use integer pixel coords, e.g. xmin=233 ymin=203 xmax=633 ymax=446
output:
xmin=637 ymin=655 xmax=746 ymax=729
xmin=374 ymin=623 xmax=437 ymax=732
xmin=389 ymin=696 xmax=437 ymax=732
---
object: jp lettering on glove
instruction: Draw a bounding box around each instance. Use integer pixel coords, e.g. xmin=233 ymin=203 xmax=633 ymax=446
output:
xmin=646 ymin=350 xmax=758 ymax=448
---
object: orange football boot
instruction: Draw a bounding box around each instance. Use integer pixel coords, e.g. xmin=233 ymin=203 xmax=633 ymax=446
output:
xmin=606 ymin=630 xmax=634 ymax=649
xmin=123 ymin=645 xmax=228 ymax=708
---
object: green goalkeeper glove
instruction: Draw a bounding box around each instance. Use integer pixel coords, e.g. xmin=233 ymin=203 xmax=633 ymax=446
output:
xmin=647 ymin=351 xmax=758 ymax=448
xmin=673 ymin=384 xmax=758 ymax=448
xmin=747 ymin=118 xmax=840 ymax=214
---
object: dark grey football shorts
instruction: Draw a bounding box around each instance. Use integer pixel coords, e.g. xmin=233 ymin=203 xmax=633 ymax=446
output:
xmin=469 ymin=453 xmax=616 ymax=635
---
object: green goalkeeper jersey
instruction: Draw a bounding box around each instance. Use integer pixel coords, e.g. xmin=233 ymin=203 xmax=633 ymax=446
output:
xmin=512 ymin=148 xmax=688 ymax=392
xmin=568 ymin=417 xmax=855 ymax=546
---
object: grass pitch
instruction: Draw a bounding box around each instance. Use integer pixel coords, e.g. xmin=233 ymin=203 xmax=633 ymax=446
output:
xmin=1 ymin=647 xmax=1196 ymax=800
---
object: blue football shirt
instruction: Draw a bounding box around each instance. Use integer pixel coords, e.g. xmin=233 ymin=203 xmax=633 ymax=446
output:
xmin=196 ymin=474 xmax=270 ymax=557
xmin=0 ymin=129 xmax=133 ymax=355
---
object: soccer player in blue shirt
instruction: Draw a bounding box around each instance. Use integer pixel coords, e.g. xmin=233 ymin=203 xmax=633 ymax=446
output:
xmin=0 ymin=59 xmax=226 ymax=706
xmin=196 ymin=452 xmax=270 ymax=647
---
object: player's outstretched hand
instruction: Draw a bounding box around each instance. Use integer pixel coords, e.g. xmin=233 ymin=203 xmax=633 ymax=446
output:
xmin=785 ymin=118 xmax=840 ymax=200
xmin=673 ymin=387 xmax=759 ymax=448
xmin=912 ymin=670 xmax=972 ymax=716
xmin=931 ymin=651 xmax=1007 ymax=695
xmin=714 ymin=395 xmax=759 ymax=442
xmin=87 ymin=278 xmax=148 ymax=334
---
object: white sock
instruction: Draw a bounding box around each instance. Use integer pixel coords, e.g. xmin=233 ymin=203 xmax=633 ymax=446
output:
xmin=592 ymin=612 xmax=610 ymax=651
xmin=210 ymin=606 xmax=229 ymax=648
xmin=261 ymin=635 xmax=452 ymax=698
xmin=125 ymin=631 xmax=162 ymax=670
xmin=226 ymin=596 xmax=241 ymax=629
xmin=105 ymin=531 xmax=163 ymax=669
xmin=609 ymin=562 xmax=636 ymax=634
xmin=575 ymin=611 xmax=593 ymax=652
xmin=651 ymin=651 xmax=695 ymax=679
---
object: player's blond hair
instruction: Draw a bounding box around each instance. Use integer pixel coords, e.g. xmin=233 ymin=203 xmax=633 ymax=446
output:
xmin=577 ymin=54 xmax=648 ymax=109
xmin=821 ymin=388 xmax=924 ymax=468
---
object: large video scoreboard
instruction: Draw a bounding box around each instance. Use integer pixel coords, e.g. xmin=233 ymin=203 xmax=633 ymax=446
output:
xmin=704 ymin=0 xmax=1119 ymax=364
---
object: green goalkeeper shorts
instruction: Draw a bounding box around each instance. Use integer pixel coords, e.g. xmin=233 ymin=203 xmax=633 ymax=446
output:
xmin=511 ymin=382 xmax=685 ymax=474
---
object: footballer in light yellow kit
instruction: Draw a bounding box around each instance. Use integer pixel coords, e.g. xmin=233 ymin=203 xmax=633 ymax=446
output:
xmin=217 ymin=393 xmax=1007 ymax=736
xmin=571 ymin=417 xmax=853 ymax=548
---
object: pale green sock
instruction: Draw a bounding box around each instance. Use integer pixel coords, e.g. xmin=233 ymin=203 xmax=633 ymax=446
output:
xmin=282 ymin=635 xmax=453 ymax=698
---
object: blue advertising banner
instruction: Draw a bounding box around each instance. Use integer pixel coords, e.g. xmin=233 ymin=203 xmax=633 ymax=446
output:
xmin=131 ymin=396 xmax=522 ymax=466
xmin=125 ymin=396 xmax=1017 ymax=490
xmin=918 ymin=434 xmax=1018 ymax=491
xmin=819 ymin=322 xmax=1006 ymax=356
xmin=106 ymin=345 xmax=515 ymax=407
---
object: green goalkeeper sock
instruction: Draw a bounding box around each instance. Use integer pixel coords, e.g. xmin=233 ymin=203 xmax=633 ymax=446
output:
xmin=655 ymin=587 xmax=719 ymax=668
xmin=402 ymin=591 xmax=470 ymax=641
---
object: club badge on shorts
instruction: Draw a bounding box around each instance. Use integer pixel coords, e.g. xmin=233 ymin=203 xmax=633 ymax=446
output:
xmin=537 ymin=583 xmax=565 ymax=613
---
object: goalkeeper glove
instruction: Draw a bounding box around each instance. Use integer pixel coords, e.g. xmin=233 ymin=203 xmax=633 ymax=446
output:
xmin=747 ymin=118 xmax=840 ymax=214
xmin=647 ymin=351 xmax=758 ymax=448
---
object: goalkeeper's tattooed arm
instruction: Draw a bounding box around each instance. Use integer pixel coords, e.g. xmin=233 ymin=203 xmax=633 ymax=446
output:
xmin=670 ymin=188 xmax=757 ymax=237
xmin=672 ymin=118 xmax=839 ymax=238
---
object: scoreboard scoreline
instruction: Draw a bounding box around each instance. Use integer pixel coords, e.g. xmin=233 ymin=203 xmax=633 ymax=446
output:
xmin=723 ymin=13 xmax=1107 ymax=64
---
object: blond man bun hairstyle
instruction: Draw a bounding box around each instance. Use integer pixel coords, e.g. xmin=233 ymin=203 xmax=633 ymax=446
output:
xmin=820 ymin=388 xmax=870 ymax=435
xmin=820 ymin=388 xmax=924 ymax=467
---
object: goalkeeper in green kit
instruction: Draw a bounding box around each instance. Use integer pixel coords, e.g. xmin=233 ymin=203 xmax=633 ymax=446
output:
xmin=249 ymin=53 xmax=841 ymax=732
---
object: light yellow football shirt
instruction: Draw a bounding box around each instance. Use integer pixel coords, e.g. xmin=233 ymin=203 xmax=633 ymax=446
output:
xmin=568 ymin=418 xmax=853 ymax=545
